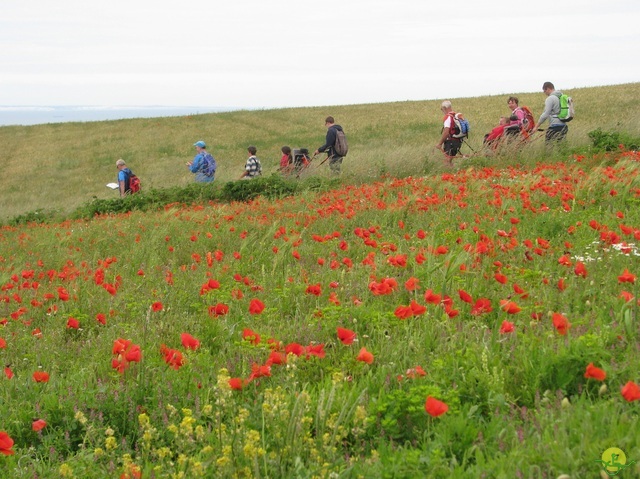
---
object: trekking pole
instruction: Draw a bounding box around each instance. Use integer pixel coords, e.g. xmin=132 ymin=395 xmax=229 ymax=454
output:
xmin=462 ymin=138 xmax=477 ymax=154
xmin=317 ymin=154 xmax=333 ymax=167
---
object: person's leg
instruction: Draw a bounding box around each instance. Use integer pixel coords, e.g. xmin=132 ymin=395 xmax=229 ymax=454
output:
xmin=546 ymin=125 xmax=568 ymax=143
xmin=329 ymin=156 xmax=343 ymax=174
xmin=443 ymin=140 xmax=461 ymax=165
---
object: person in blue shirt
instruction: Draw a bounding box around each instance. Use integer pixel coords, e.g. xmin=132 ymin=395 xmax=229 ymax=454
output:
xmin=116 ymin=159 xmax=134 ymax=197
xmin=187 ymin=140 xmax=216 ymax=183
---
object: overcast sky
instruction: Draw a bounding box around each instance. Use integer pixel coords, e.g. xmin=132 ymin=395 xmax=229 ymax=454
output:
xmin=1 ymin=0 xmax=638 ymax=109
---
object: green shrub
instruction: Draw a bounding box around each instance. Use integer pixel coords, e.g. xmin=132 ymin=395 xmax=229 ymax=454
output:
xmin=588 ymin=128 xmax=640 ymax=151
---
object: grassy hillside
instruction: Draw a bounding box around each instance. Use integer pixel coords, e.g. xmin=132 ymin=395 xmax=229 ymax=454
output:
xmin=1 ymin=82 xmax=639 ymax=220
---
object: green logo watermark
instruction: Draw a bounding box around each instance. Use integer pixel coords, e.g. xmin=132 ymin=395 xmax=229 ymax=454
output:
xmin=596 ymin=447 xmax=636 ymax=477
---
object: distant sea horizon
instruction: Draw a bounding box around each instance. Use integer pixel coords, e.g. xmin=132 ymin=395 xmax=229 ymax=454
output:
xmin=0 ymin=105 xmax=241 ymax=127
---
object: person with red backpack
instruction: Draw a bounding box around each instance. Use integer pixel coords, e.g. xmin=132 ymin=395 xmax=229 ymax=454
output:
xmin=506 ymin=96 xmax=536 ymax=139
xmin=436 ymin=100 xmax=464 ymax=165
xmin=116 ymin=159 xmax=140 ymax=197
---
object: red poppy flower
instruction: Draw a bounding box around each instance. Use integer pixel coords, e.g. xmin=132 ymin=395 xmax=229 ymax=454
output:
xmin=266 ymin=351 xmax=286 ymax=365
xmin=124 ymin=344 xmax=142 ymax=363
xmin=160 ymin=345 xmax=184 ymax=370
xmin=229 ymin=378 xmax=244 ymax=390
xmin=240 ymin=327 xmax=261 ymax=345
xmin=32 ymin=419 xmax=47 ymax=432
xmin=180 ymin=333 xmax=200 ymax=351
xmin=404 ymin=277 xmax=420 ymax=291
xmin=557 ymin=255 xmax=572 ymax=266
xmin=96 ymin=313 xmax=107 ymax=325
xmin=285 ymin=343 xmax=304 ymax=356
xmin=248 ymin=363 xmax=271 ymax=381
xmin=356 ymin=347 xmax=374 ymax=364
xmin=500 ymin=300 xmax=521 ymax=314
xmin=337 ymin=327 xmax=357 ymax=345
xmin=33 ymin=371 xmax=50 ymax=383
xmin=4 ymin=367 xmax=14 ymax=379
xmin=394 ymin=305 xmax=413 ymax=320
xmin=0 ymin=338 xmax=6 ymax=349
xmin=66 ymin=317 xmax=80 ymax=329
xmin=471 ymin=298 xmax=492 ymax=316
xmin=584 ymin=363 xmax=606 ymax=381
xmin=424 ymin=396 xmax=448 ymax=417
xmin=557 ymin=278 xmax=567 ymax=291
xmin=306 ymin=344 xmax=326 ymax=359
xmin=410 ymin=300 xmax=427 ymax=316
xmin=328 ymin=291 xmax=340 ymax=305
xmin=619 ymin=291 xmax=634 ymax=302
xmin=621 ymin=381 xmax=640 ymax=402
xmin=424 ymin=289 xmax=442 ymax=304
xmin=552 ymin=313 xmax=571 ymax=335
xmin=618 ymin=269 xmax=636 ymax=283
xmin=305 ymin=284 xmax=322 ymax=296
xmin=209 ymin=303 xmax=229 ymax=317
xmin=499 ymin=320 xmax=515 ymax=334
xmin=574 ymin=262 xmax=587 ymax=278
xmin=405 ymin=365 xmax=427 ymax=378
xmin=249 ymin=298 xmax=265 ymax=315
xmin=57 ymin=287 xmax=70 ymax=301
xmin=0 ymin=431 xmax=15 ymax=455
xmin=494 ymin=273 xmax=508 ymax=285
xmin=151 ymin=301 xmax=163 ymax=312
xmin=434 ymin=245 xmax=448 ymax=255
xmin=458 ymin=289 xmax=473 ymax=304
xmin=512 ymin=283 xmax=528 ymax=299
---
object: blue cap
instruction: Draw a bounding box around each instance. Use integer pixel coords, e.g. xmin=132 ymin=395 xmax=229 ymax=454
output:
xmin=194 ymin=140 xmax=206 ymax=148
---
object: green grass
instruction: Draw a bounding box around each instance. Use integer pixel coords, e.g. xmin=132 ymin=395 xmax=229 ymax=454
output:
xmin=1 ymin=84 xmax=640 ymax=478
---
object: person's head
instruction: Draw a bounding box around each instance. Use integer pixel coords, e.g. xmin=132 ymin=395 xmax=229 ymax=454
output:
xmin=116 ymin=159 xmax=126 ymax=169
xmin=281 ymin=146 xmax=291 ymax=156
xmin=247 ymin=146 xmax=257 ymax=156
xmin=500 ymin=116 xmax=510 ymax=126
xmin=542 ymin=82 xmax=555 ymax=95
xmin=193 ymin=140 xmax=206 ymax=151
xmin=507 ymin=96 xmax=519 ymax=110
xmin=440 ymin=100 xmax=452 ymax=113
xmin=324 ymin=116 xmax=335 ymax=127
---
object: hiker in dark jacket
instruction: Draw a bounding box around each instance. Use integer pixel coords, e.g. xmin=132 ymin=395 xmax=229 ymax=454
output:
xmin=314 ymin=116 xmax=345 ymax=175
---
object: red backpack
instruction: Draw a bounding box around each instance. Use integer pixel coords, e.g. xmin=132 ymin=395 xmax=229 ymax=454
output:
xmin=519 ymin=106 xmax=536 ymax=134
xmin=123 ymin=168 xmax=141 ymax=194
xmin=129 ymin=174 xmax=141 ymax=193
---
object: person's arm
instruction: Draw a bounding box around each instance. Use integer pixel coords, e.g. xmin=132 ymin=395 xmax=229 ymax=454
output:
xmin=188 ymin=154 xmax=201 ymax=173
xmin=534 ymin=96 xmax=555 ymax=130
xmin=316 ymin=127 xmax=337 ymax=155
xmin=118 ymin=170 xmax=126 ymax=197
xmin=239 ymin=158 xmax=251 ymax=179
xmin=436 ymin=117 xmax=451 ymax=149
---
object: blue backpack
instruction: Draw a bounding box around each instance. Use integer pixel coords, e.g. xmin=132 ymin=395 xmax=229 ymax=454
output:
xmin=201 ymin=153 xmax=217 ymax=177
xmin=449 ymin=112 xmax=470 ymax=139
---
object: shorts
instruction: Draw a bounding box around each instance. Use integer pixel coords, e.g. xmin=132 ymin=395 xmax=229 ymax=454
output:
xmin=443 ymin=139 xmax=462 ymax=157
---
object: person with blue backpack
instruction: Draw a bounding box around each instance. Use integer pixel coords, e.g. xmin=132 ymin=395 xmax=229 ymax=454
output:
xmin=436 ymin=100 xmax=469 ymax=166
xmin=187 ymin=140 xmax=216 ymax=183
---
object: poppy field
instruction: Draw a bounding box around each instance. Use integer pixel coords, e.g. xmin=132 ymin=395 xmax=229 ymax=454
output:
xmin=2 ymin=147 xmax=640 ymax=478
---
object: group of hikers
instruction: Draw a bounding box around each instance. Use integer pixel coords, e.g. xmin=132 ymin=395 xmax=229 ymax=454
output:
xmin=114 ymin=116 xmax=347 ymax=196
xmin=438 ymin=81 xmax=574 ymax=165
xmin=114 ymin=82 xmax=572 ymax=195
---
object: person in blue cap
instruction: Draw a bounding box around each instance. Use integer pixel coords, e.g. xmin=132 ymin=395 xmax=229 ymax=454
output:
xmin=187 ymin=140 xmax=216 ymax=183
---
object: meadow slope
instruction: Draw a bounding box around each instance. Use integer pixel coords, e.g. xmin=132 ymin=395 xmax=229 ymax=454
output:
xmin=1 ymin=82 xmax=639 ymax=220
